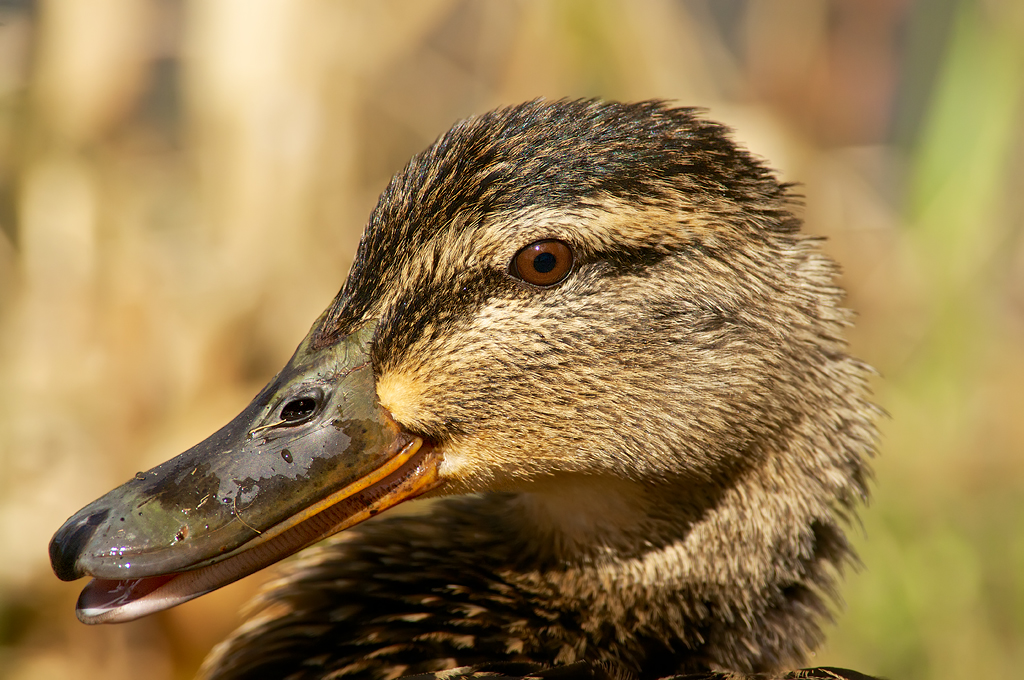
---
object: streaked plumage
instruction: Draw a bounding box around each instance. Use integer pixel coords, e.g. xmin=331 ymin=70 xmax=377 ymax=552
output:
xmin=52 ymin=100 xmax=880 ymax=680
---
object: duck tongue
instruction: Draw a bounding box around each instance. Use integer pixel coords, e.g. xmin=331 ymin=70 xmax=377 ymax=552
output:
xmin=78 ymin=576 xmax=177 ymax=620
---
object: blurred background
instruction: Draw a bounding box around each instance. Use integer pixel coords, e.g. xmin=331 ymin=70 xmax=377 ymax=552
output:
xmin=1 ymin=1 xmax=1022 ymax=678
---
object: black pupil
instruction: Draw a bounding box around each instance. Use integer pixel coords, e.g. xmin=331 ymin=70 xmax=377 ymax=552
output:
xmin=533 ymin=251 xmax=556 ymax=274
xmin=281 ymin=397 xmax=317 ymax=421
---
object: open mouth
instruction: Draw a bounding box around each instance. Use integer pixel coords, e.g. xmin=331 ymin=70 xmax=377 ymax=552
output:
xmin=76 ymin=441 xmax=440 ymax=623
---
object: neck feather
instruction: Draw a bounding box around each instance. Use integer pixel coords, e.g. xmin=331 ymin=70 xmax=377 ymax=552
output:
xmin=490 ymin=448 xmax=857 ymax=675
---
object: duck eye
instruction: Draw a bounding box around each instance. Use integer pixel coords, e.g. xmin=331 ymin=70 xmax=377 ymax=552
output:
xmin=512 ymin=239 xmax=574 ymax=287
xmin=280 ymin=397 xmax=317 ymax=422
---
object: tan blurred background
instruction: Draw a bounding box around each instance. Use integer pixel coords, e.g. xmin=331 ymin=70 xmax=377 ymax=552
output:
xmin=1 ymin=1 xmax=1022 ymax=678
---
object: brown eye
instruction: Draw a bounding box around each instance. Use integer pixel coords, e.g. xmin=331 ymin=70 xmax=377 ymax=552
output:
xmin=511 ymin=240 xmax=574 ymax=287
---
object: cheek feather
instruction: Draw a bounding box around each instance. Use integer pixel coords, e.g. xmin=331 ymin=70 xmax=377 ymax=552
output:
xmin=375 ymin=370 xmax=432 ymax=433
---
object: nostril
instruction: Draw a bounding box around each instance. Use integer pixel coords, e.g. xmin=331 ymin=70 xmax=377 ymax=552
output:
xmin=281 ymin=397 xmax=317 ymax=422
xmin=49 ymin=508 xmax=109 ymax=581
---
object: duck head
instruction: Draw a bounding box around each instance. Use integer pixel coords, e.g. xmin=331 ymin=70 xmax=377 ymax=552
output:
xmin=50 ymin=99 xmax=873 ymax=626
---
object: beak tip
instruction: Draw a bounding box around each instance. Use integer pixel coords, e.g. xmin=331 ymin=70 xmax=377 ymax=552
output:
xmin=50 ymin=508 xmax=109 ymax=581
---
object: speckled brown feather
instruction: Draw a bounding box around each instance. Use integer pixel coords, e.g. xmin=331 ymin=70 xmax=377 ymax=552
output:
xmin=199 ymin=100 xmax=880 ymax=680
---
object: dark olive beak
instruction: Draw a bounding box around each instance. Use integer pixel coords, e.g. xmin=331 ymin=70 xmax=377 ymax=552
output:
xmin=49 ymin=320 xmax=442 ymax=624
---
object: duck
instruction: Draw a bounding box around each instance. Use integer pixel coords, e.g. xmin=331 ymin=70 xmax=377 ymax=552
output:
xmin=49 ymin=99 xmax=880 ymax=680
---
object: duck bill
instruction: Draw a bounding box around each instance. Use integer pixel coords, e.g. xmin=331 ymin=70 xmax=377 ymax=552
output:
xmin=48 ymin=320 xmax=442 ymax=624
